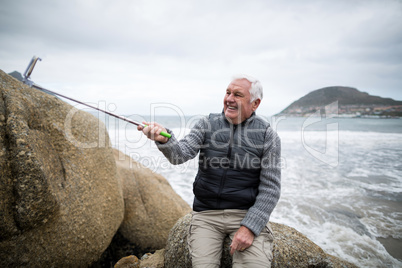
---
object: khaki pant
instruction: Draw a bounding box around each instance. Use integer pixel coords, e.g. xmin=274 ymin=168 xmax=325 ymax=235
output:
xmin=188 ymin=210 xmax=274 ymax=268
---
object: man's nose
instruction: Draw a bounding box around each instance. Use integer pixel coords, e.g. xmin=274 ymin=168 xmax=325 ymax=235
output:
xmin=226 ymin=93 xmax=235 ymax=102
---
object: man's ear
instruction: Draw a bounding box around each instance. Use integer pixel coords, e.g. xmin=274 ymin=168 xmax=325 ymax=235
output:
xmin=252 ymin=99 xmax=261 ymax=111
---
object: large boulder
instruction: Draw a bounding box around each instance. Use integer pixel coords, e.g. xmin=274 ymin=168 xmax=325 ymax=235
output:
xmin=115 ymin=149 xmax=191 ymax=252
xmin=0 ymin=70 xmax=125 ymax=267
xmin=164 ymin=213 xmax=358 ymax=268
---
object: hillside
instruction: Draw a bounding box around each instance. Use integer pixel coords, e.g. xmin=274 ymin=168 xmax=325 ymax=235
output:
xmin=8 ymin=71 xmax=24 ymax=81
xmin=278 ymin=86 xmax=402 ymax=117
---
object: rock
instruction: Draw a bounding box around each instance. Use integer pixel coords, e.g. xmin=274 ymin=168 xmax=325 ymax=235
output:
xmin=164 ymin=213 xmax=358 ymax=268
xmin=114 ymin=255 xmax=140 ymax=268
xmin=270 ymin=223 xmax=357 ymax=268
xmin=0 ymin=70 xmax=125 ymax=267
xmin=164 ymin=213 xmax=193 ymax=268
xmin=114 ymin=250 xmax=164 ymax=268
xmin=139 ymin=249 xmax=165 ymax=268
xmin=114 ymin=149 xmax=191 ymax=252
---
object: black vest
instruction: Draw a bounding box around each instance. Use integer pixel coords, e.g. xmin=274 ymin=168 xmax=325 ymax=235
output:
xmin=193 ymin=112 xmax=270 ymax=211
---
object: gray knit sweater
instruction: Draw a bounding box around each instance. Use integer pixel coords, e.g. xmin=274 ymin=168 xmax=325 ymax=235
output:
xmin=156 ymin=114 xmax=281 ymax=236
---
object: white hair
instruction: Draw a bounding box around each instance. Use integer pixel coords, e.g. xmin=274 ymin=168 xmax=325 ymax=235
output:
xmin=231 ymin=74 xmax=263 ymax=102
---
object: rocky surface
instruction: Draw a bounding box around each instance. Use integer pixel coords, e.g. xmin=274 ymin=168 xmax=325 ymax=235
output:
xmin=0 ymin=70 xmax=191 ymax=267
xmin=114 ymin=250 xmax=164 ymax=268
xmin=114 ymin=149 xmax=191 ymax=252
xmin=0 ymin=70 xmax=125 ymax=267
xmin=140 ymin=249 xmax=165 ymax=268
xmin=164 ymin=213 xmax=358 ymax=268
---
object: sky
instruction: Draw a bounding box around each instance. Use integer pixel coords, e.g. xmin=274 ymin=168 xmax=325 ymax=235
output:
xmin=1 ymin=0 xmax=401 ymax=117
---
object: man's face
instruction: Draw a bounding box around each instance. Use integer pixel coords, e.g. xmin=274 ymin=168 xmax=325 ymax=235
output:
xmin=223 ymin=79 xmax=261 ymax=125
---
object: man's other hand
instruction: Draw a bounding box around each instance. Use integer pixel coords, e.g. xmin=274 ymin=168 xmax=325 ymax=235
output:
xmin=229 ymin=226 xmax=255 ymax=255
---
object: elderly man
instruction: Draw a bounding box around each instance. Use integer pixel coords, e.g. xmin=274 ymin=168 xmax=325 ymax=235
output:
xmin=139 ymin=75 xmax=281 ymax=267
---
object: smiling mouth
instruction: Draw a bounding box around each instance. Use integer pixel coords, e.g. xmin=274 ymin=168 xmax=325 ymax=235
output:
xmin=227 ymin=105 xmax=238 ymax=111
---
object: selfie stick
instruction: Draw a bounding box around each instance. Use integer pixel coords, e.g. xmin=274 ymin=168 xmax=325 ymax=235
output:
xmin=22 ymin=56 xmax=171 ymax=138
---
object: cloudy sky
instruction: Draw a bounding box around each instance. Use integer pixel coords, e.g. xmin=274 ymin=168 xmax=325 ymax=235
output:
xmin=1 ymin=0 xmax=401 ymax=116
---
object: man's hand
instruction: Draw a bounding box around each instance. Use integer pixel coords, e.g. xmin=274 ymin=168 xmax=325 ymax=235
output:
xmin=137 ymin=122 xmax=169 ymax=143
xmin=230 ymin=226 xmax=255 ymax=255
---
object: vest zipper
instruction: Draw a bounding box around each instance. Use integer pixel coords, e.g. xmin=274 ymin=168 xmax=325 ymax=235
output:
xmin=217 ymin=124 xmax=237 ymax=208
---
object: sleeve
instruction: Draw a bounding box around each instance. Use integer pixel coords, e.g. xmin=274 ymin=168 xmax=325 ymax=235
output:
xmin=240 ymin=127 xmax=281 ymax=236
xmin=155 ymin=116 xmax=208 ymax=165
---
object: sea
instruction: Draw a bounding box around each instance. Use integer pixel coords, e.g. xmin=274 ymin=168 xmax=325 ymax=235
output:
xmin=96 ymin=112 xmax=402 ymax=268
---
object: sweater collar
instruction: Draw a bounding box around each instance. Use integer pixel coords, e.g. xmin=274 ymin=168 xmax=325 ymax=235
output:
xmin=221 ymin=110 xmax=256 ymax=126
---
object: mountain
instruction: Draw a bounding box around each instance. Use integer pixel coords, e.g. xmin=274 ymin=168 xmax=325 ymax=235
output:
xmin=278 ymin=86 xmax=402 ymax=117
xmin=8 ymin=71 xmax=24 ymax=81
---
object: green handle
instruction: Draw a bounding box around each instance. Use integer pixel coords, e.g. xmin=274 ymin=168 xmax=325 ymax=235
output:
xmin=160 ymin=131 xmax=172 ymax=138
xmin=143 ymin=124 xmax=172 ymax=139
